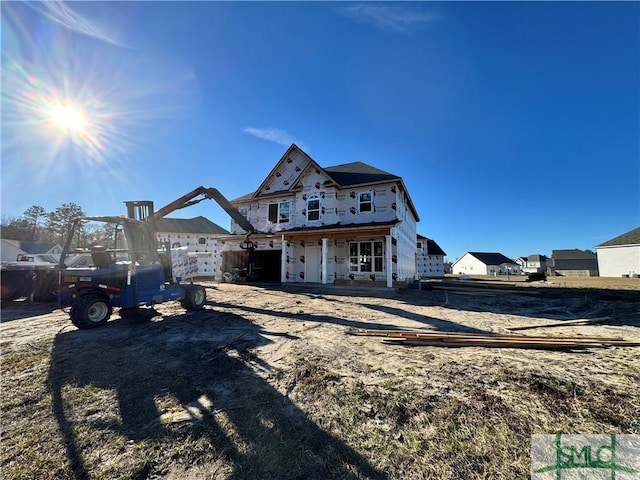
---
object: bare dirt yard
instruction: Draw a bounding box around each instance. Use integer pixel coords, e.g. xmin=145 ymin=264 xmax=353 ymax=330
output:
xmin=1 ymin=278 xmax=639 ymax=479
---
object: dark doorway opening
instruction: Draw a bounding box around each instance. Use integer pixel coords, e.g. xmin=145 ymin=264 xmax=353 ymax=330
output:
xmin=253 ymin=250 xmax=281 ymax=282
xmin=222 ymin=250 xmax=281 ymax=282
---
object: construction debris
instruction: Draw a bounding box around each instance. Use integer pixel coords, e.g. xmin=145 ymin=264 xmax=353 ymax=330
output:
xmin=345 ymin=328 xmax=640 ymax=350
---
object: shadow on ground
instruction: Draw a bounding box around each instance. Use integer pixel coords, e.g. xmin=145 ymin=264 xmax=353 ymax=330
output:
xmin=47 ymin=308 xmax=385 ymax=480
xmin=255 ymin=282 xmax=640 ymax=326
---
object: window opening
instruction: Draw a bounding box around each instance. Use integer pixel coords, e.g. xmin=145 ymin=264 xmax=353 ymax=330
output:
xmin=349 ymin=241 xmax=383 ymax=273
xmin=307 ymin=197 xmax=320 ymax=221
xmin=268 ymin=202 xmax=290 ymax=224
xmin=359 ymin=192 xmax=372 ymax=212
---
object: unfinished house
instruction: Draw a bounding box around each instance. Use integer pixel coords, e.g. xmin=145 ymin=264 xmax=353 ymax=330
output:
xmin=416 ymin=235 xmax=446 ymax=278
xmin=155 ymin=216 xmax=229 ymax=279
xmin=222 ymin=144 xmax=420 ymax=287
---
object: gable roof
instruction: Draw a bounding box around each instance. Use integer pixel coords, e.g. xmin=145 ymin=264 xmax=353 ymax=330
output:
xmin=417 ymin=235 xmax=446 ymax=256
xmin=154 ymin=216 xmax=229 ymax=235
xmin=233 ymin=144 xmax=420 ymax=221
xmin=323 ymin=162 xmax=399 ymax=186
xmin=252 ymin=144 xmax=322 ymax=198
xmin=597 ymin=227 xmax=640 ymax=247
xmin=552 ymin=249 xmax=596 ymax=260
xmin=525 ymin=254 xmax=548 ymax=261
xmin=19 ymin=242 xmax=61 ymax=254
xmin=467 ymin=252 xmax=517 ymax=265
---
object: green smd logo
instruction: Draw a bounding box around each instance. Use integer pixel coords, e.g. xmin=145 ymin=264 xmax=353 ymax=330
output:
xmin=532 ymin=434 xmax=640 ymax=479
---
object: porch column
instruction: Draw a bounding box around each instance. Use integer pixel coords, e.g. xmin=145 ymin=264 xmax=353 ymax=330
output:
xmin=321 ymin=237 xmax=328 ymax=284
xmin=386 ymin=235 xmax=393 ymax=288
xmin=281 ymin=235 xmax=287 ymax=283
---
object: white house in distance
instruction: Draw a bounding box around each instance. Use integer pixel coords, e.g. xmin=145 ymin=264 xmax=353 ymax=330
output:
xmin=223 ymin=144 xmax=420 ymax=287
xmin=516 ymin=254 xmax=548 ymax=274
xmin=416 ymin=234 xmax=446 ymax=278
xmin=0 ymin=240 xmax=62 ymax=262
xmin=452 ymin=252 xmax=521 ymax=276
xmin=595 ymin=227 xmax=640 ymax=278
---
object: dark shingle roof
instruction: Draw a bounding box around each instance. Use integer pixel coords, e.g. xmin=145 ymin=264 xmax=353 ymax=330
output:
xmin=597 ymin=227 xmax=640 ymax=247
xmin=19 ymin=242 xmax=59 ymax=254
xmin=468 ymin=252 xmax=517 ymax=265
xmin=417 ymin=235 xmax=446 ymax=256
xmin=154 ymin=216 xmax=229 ymax=235
xmin=283 ymin=219 xmax=399 ymax=234
xmin=552 ymin=249 xmax=596 ymax=260
xmin=324 ymin=162 xmax=399 ymax=187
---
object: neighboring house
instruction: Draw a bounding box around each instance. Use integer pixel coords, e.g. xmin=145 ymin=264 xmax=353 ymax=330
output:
xmin=549 ymin=249 xmax=598 ymax=276
xmin=1 ymin=239 xmax=23 ymax=262
xmin=155 ymin=216 xmax=229 ymax=279
xmin=225 ymin=144 xmax=420 ymax=286
xmin=452 ymin=252 xmax=520 ymax=276
xmin=516 ymin=254 xmax=548 ymax=274
xmin=595 ymin=227 xmax=640 ymax=277
xmin=1 ymin=239 xmax=62 ymax=262
xmin=416 ymin=234 xmax=446 ymax=278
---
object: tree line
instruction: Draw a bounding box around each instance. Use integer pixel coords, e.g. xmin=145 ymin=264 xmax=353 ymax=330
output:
xmin=1 ymin=204 xmax=115 ymax=248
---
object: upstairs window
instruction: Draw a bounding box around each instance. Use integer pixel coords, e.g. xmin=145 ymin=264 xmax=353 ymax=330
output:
xmin=268 ymin=201 xmax=290 ymax=224
xmin=307 ymin=197 xmax=320 ymax=221
xmin=359 ymin=192 xmax=372 ymax=212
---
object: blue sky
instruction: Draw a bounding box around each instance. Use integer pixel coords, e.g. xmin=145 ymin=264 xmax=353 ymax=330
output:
xmin=2 ymin=1 xmax=638 ymax=261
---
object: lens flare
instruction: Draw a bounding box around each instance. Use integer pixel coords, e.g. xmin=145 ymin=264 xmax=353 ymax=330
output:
xmin=1 ymin=0 xmax=199 ymax=199
xmin=47 ymin=103 xmax=87 ymax=133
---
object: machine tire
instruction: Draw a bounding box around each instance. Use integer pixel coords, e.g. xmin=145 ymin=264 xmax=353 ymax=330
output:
xmin=70 ymin=294 xmax=113 ymax=329
xmin=181 ymin=285 xmax=206 ymax=311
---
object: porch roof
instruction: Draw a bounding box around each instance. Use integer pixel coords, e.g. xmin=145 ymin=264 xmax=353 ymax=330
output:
xmin=273 ymin=220 xmax=399 ymax=240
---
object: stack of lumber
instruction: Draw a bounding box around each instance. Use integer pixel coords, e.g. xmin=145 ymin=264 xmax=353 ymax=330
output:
xmin=345 ymin=328 xmax=640 ymax=350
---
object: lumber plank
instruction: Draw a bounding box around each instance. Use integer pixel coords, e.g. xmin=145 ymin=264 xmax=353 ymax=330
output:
xmin=382 ymin=339 xmax=595 ymax=349
xmin=346 ymin=327 xmax=639 ymax=348
xmin=345 ymin=328 xmax=624 ymax=342
xmin=507 ymin=317 xmax=612 ymax=331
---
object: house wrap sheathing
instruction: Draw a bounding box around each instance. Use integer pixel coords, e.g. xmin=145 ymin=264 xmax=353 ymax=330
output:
xmin=221 ymin=144 xmax=420 ymax=287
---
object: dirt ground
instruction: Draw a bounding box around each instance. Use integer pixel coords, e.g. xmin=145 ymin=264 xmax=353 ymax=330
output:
xmin=1 ymin=279 xmax=639 ymax=479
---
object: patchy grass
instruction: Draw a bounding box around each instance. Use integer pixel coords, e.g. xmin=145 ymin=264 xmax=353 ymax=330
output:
xmin=275 ymin=360 xmax=640 ymax=480
xmin=1 ymin=283 xmax=638 ymax=479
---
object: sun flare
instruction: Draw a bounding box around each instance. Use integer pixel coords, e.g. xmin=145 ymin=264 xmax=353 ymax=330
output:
xmin=46 ymin=103 xmax=88 ymax=134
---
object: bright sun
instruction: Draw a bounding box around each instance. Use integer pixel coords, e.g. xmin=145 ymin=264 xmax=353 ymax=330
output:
xmin=47 ymin=103 xmax=87 ymax=134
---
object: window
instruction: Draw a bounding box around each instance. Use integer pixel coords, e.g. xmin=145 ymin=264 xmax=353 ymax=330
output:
xmin=268 ymin=202 xmax=290 ymax=224
xmin=349 ymin=241 xmax=383 ymax=273
xmin=359 ymin=192 xmax=372 ymax=212
xmin=307 ymin=197 xmax=320 ymax=221
xmin=198 ymin=237 xmax=206 ymax=245
xmin=417 ymin=242 xmax=422 ymax=249
xmin=239 ymin=207 xmax=248 ymax=218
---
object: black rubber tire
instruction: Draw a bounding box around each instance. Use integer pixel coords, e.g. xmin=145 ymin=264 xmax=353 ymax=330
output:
xmin=180 ymin=285 xmax=206 ymax=311
xmin=70 ymin=294 xmax=113 ymax=329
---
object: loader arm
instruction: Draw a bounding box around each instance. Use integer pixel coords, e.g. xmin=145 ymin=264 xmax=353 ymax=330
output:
xmin=151 ymin=186 xmax=257 ymax=234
